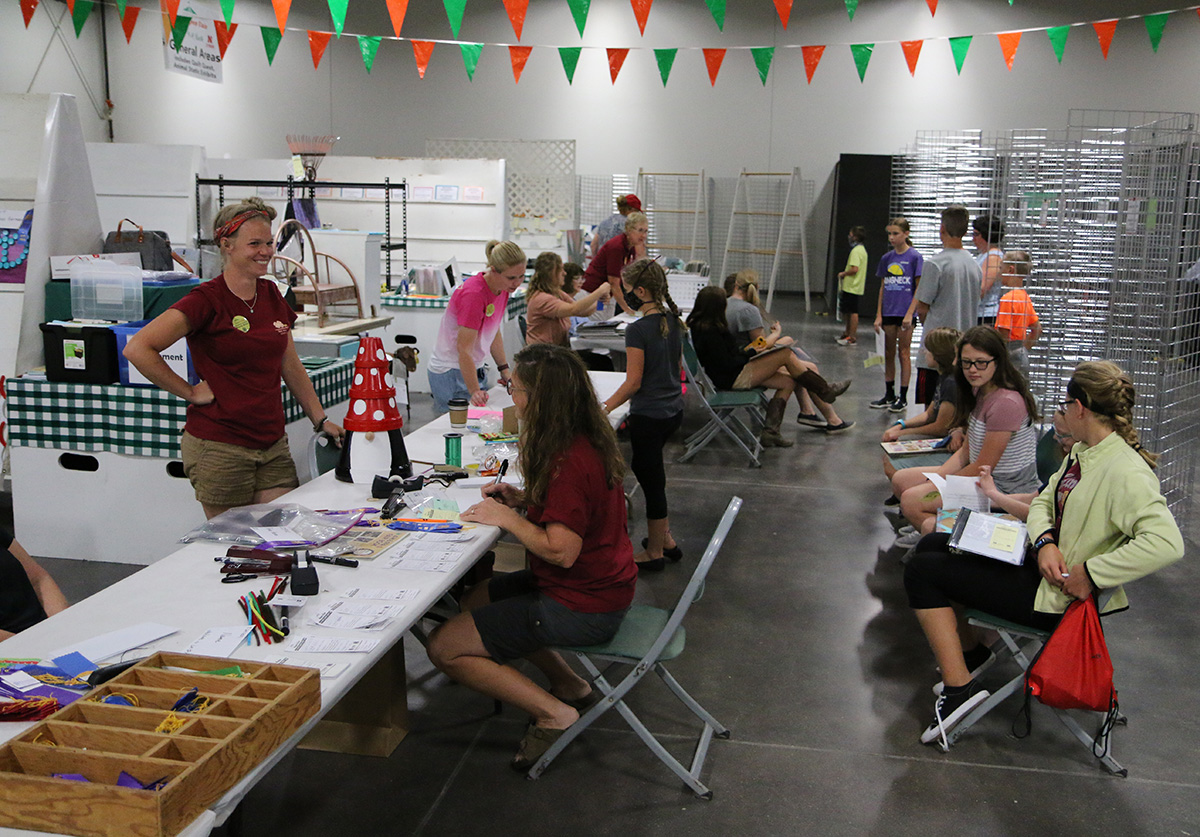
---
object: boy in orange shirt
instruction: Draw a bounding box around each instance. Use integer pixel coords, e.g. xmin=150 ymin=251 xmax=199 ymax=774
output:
xmin=994 ymin=249 xmax=1041 ymax=379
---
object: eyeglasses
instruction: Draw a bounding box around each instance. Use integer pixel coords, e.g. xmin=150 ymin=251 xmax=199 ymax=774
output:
xmin=959 ymin=358 xmax=995 ymax=370
xmin=1058 ymin=398 xmax=1077 ymax=414
xmin=505 ymin=379 xmax=526 ymax=396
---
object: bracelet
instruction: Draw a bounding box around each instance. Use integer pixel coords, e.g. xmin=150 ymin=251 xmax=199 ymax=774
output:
xmin=896 ymin=420 xmax=907 ymax=428
xmin=312 ymin=415 xmax=328 ymax=433
xmin=1033 ymin=533 xmax=1057 ymax=553
xmin=497 ymin=364 xmax=509 ymax=373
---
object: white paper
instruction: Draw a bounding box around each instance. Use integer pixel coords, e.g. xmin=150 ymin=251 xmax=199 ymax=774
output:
xmin=269 ymin=595 xmax=308 ymax=608
xmin=310 ymin=600 xmax=403 ymax=631
xmin=342 ymin=587 xmax=420 ymax=601
xmin=287 ymin=636 xmax=379 ymax=653
xmin=266 ymin=656 xmax=350 ymax=679
xmin=0 ymin=209 xmax=29 ymax=227
xmin=923 ymin=472 xmax=988 ymax=512
xmin=386 ymin=554 xmax=459 ymax=573
xmin=0 ymin=671 xmax=42 ymax=692
xmin=251 ymin=526 xmax=305 ymax=544
xmin=48 ymin=622 xmax=179 ymax=664
xmin=184 ymin=627 xmax=254 ymax=657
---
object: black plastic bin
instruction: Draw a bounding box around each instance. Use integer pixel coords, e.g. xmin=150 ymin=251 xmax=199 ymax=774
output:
xmin=40 ymin=322 xmax=119 ymax=384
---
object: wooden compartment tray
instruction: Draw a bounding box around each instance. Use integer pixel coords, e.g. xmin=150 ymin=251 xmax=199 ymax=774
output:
xmin=0 ymin=652 xmax=320 ymax=837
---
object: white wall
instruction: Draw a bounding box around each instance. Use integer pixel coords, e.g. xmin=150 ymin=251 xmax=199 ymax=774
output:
xmin=6 ymin=0 xmax=1200 ymax=284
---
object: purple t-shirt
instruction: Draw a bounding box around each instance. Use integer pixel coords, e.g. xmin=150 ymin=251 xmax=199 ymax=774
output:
xmin=877 ymin=248 xmax=923 ymax=317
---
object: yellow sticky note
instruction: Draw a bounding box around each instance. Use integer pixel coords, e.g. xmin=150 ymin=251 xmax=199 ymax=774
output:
xmin=864 ymin=354 xmax=884 ymax=368
xmin=990 ymin=523 xmax=1019 ymax=553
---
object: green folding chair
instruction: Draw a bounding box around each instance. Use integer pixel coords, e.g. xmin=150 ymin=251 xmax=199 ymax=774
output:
xmin=527 ymin=496 xmax=742 ymax=798
xmin=678 ymin=336 xmax=765 ymax=468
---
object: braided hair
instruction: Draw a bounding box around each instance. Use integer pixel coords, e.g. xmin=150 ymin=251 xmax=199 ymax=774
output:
xmin=621 ymin=258 xmax=684 ymax=338
xmin=1068 ymin=361 xmax=1159 ymax=468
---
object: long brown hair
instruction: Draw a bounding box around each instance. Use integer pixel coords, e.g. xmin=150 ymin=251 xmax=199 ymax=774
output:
xmin=513 ymin=344 xmax=625 ymax=506
xmin=953 ymin=325 xmax=1039 ymax=423
xmin=1068 ymin=361 xmax=1159 ymax=468
xmin=528 ymin=251 xmax=563 ymax=296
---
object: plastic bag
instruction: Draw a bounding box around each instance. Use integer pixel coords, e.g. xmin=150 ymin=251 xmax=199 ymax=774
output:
xmin=179 ymin=503 xmax=363 ymax=548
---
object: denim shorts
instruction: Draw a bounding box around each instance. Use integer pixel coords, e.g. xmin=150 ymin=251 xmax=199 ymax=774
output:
xmin=427 ymin=366 xmax=489 ymax=414
xmin=472 ymin=570 xmax=627 ymax=662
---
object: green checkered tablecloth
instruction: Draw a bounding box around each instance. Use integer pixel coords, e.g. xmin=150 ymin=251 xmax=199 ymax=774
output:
xmin=381 ymin=287 xmax=528 ymax=318
xmin=6 ymin=358 xmax=354 ymax=458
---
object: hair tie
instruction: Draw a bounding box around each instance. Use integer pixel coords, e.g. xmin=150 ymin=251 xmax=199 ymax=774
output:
xmin=1132 ymin=442 xmax=1142 ymax=451
xmin=214 ymin=209 xmax=269 ymax=243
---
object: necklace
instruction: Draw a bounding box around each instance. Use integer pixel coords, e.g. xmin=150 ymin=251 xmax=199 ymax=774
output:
xmin=228 ymin=281 xmax=259 ymax=314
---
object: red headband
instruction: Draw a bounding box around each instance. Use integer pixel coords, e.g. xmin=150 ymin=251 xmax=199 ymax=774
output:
xmin=214 ymin=210 xmax=270 ymax=243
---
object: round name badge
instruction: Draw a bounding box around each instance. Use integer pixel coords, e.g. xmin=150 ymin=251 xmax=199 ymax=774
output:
xmin=232 ymin=315 xmax=250 ymax=333
xmin=485 ymin=303 xmax=495 ymax=317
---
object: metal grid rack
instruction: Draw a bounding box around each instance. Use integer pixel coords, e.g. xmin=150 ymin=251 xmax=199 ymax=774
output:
xmin=578 ymin=173 xmax=635 ymax=254
xmin=636 ymin=170 xmax=710 ymax=265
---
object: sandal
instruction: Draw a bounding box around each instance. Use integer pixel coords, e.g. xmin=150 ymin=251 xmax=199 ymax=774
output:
xmin=511 ymin=724 xmax=568 ymax=771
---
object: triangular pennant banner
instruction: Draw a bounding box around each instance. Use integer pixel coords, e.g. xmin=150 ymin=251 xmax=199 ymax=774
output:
xmin=214 ymin=20 xmax=236 ymax=57
xmin=751 ymin=46 xmax=774 ymax=86
xmin=66 ymin=0 xmax=73 ymax=13
xmin=900 ymin=39 xmax=922 ymax=76
xmin=926 ymin=0 xmax=937 ymax=15
xmin=844 ymin=0 xmax=857 ymax=22
xmin=358 ymin=36 xmax=381 ymax=72
xmin=502 ymin=0 xmax=528 ymax=40
xmin=20 ymin=0 xmax=37 ymax=28
xmin=1144 ymin=13 xmax=1167 ymax=53
xmin=261 ymin=26 xmax=282 ymax=65
xmin=385 ymin=0 xmax=408 ymax=37
xmin=1046 ymin=25 xmax=1068 ymax=63
xmin=566 ymin=0 xmax=589 ymax=37
xmin=460 ymin=43 xmax=483 ymax=81
xmin=412 ymin=40 xmax=435 ymax=78
xmin=71 ymin=0 xmax=93 ymax=36
xmin=219 ymin=0 xmax=234 ymax=27
xmin=607 ymin=47 xmax=629 ymax=83
xmin=308 ymin=30 xmax=331 ymax=68
xmin=801 ymin=44 xmax=825 ymax=84
xmin=704 ymin=0 xmax=725 ymax=32
xmin=773 ymin=0 xmax=791 ymax=29
xmin=703 ymin=48 xmax=725 ymax=86
xmin=443 ymin=0 xmax=466 ymax=39
xmin=850 ymin=43 xmax=873 ymax=82
xmin=271 ymin=0 xmax=290 ymax=35
xmin=1093 ymin=20 xmax=1116 ymax=59
xmin=559 ymin=46 xmax=581 ymax=83
xmin=328 ymin=0 xmax=348 ymax=37
xmin=654 ymin=48 xmax=676 ymax=86
xmin=162 ymin=0 xmax=178 ymax=27
xmin=630 ymin=0 xmax=651 ymax=36
xmin=508 ymin=45 xmax=532 ymax=82
xmin=997 ymin=31 xmax=1021 ymax=70
xmin=120 ymin=5 xmax=140 ymax=42
xmin=116 ymin=0 xmax=126 ymax=16
xmin=949 ymin=35 xmax=972 ymax=75
xmin=169 ymin=14 xmax=190 ymax=49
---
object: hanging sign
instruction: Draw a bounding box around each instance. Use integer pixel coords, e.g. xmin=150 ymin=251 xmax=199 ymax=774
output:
xmin=162 ymin=3 xmax=223 ymax=83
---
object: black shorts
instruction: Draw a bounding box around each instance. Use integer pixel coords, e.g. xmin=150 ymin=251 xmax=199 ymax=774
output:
xmin=880 ymin=316 xmax=905 ymax=327
xmin=471 ymin=570 xmax=628 ymax=662
xmin=839 ymin=290 xmax=861 ymax=316
xmin=915 ymin=367 xmax=940 ymax=406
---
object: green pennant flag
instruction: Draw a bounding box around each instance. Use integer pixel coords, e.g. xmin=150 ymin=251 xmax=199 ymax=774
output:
xmin=844 ymin=0 xmax=857 ymax=21
xmin=358 ymin=35 xmax=381 ymax=72
xmin=116 ymin=0 xmax=126 ymax=17
xmin=751 ymin=46 xmax=774 ymax=86
xmin=1046 ymin=25 xmax=1069 ymax=63
xmin=261 ymin=26 xmax=283 ymax=64
xmin=444 ymin=0 xmax=467 ymax=39
xmin=558 ymin=46 xmax=581 ymax=83
xmin=949 ymin=35 xmax=972 ymax=75
xmin=71 ymin=0 xmax=94 ymax=37
xmin=704 ymin=0 xmax=725 ymax=31
xmin=219 ymin=0 xmax=234 ymax=27
xmin=460 ymin=43 xmax=483 ymax=80
xmin=653 ymin=48 xmax=676 ymax=86
xmin=1145 ymin=13 xmax=1168 ymax=53
xmin=327 ymin=0 xmax=348 ymax=36
xmin=850 ymin=43 xmax=872 ymax=81
xmin=566 ymin=0 xmax=590 ymax=37
xmin=171 ymin=14 xmax=192 ymax=50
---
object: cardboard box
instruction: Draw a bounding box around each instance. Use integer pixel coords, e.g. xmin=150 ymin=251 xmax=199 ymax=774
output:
xmin=50 ymin=253 xmax=141 ymax=280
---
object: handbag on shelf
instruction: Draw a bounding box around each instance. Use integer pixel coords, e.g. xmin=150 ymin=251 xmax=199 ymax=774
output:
xmin=103 ymin=218 xmax=174 ymax=271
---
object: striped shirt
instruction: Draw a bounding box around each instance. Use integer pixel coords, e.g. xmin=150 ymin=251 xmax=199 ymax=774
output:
xmin=967 ymin=387 xmax=1040 ymax=494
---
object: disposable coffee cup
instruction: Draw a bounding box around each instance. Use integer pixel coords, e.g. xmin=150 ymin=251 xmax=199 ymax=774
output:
xmin=448 ymin=398 xmax=469 ymax=428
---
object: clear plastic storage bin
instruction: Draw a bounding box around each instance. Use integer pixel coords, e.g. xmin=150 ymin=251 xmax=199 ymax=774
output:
xmin=70 ymin=260 xmax=143 ymax=321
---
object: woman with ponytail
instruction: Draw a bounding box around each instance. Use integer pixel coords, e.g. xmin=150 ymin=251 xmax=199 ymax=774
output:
xmin=903 ymin=360 xmax=1183 ymax=747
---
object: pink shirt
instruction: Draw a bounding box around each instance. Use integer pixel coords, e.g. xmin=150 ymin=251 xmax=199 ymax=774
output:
xmin=428 ymin=273 xmax=509 ymax=374
xmin=524 ymin=289 xmax=575 ymax=347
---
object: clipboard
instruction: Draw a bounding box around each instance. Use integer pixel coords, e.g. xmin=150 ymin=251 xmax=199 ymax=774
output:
xmin=947 ymin=508 xmax=1029 ymax=565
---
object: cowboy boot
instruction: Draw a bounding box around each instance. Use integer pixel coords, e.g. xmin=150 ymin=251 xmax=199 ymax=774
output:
xmin=761 ymin=397 xmax=794 ymax=447
xmin=795 ymin=370 xmax=851 ymax=403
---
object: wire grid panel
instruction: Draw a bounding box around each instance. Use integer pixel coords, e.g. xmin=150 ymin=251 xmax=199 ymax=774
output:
xmin=426 ymin=138 xmax=576 ymax=223
xmin=577 ymin=173 xmax=635 ymax=229
xmin=720 ymin=172 xmax=813 ymax=303
xmin=638 ymin=172 xmax=710 ymax=264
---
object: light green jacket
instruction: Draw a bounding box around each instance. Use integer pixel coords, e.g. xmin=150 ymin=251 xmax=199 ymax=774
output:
xmin=1026 ymin=431 xmax=1183 ymax=615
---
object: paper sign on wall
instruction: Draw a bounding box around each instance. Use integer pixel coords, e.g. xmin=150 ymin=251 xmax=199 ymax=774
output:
xmin=163 ymin=7 xmax=224 ymax=84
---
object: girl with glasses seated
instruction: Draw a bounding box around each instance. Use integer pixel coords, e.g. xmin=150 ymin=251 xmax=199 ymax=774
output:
xmin=890 ymin=326 xmax=1041 ymax=545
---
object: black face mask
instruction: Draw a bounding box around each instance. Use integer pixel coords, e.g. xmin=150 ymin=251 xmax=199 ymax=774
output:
xmin=626 ymin=289 xmax=645 ymax=309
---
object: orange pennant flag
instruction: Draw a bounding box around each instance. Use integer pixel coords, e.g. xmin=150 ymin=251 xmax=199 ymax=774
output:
xmin=308 ymin=30 xmax=331 ymax=68
xmin=997 ymin=31 xmax=1021 ymax=70
xmin=900 ymin=39 xmax=923 ymax=76
xmin=773 ymin=0 xmax=792 ymax=29
xmin=20 ymin=0 xmax=37 ymax=28
xmin=412 ymin=40 xmax=435 ymax=78
xmin=271 ymin=0 xmax=291 ymax=34
xmin=702 ymin=48 xmax=725 ymax=86
xmin=630 ymin=0 xmax=651 ymax=36
xmin=508 ymin=45 xmax=532 ymax=82
xmin=161 ymin=0 xmax=178 ymax=27
xmin=607 ymin=47 xmax=630 ymax=83
xmin=120 ymin=5 xmax=140 ymax=42
xmin=502 ymin=0 xmax=529 ymax=40
xmin=1093 ymin=20 xmax=1117 ymax=59
xmin=66 ymin=0 xmax=74 ymax=13
xmin=385 ymin=0 xmax=408 ymax=38
xmin=801 ymin=44 xmax=825 ymax=84
xmin=214 ymin=20 xmax=236 ymax=58
xmin=925 ymin=0 xmax=937 ymax=15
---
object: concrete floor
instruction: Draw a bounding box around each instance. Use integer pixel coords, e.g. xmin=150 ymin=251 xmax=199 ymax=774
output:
xmin=21 ymin=297 xmax=1200 ymax=836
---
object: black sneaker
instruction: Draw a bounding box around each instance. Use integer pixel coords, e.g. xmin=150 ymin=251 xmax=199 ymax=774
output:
xmin=888 ymin=398 xmax=908 ymax=414
xmin=823 ymin=420 xmax=855 ymax=435
xmin=932 ymin=647 xmax=997 ymax=695
xmin=920 ymin=681 xmax=990 ymax=745
xmin=870 ymin=396 xmax=895 ymax=409
xmin=883 ymin=494 xmax=901 ymax=507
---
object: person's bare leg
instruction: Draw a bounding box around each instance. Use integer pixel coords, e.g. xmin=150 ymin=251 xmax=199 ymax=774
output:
xmin=915 ymin=607 xmax=971 ymax=688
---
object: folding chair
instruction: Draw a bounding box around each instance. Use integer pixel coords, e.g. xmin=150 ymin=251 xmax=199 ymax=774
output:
xmin=527 ymin=496 xmax=742 ymax=799
xmin=940 ymin=592 xmax=1128 ymax=776
xmin=678 ymin=337 xmax=765 ymax=468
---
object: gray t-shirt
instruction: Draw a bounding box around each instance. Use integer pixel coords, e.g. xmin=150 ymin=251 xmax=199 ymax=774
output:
xmin=625 ymin=313 xmax=684 ymax=419
xmin=915 ymin=247 xmax=981 ymax=369
xmin=725 ymin=297 xmax=764 ymax=348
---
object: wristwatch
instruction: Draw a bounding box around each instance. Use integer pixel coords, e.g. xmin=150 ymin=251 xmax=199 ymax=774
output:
xmin=1033 ymin=532 xmax=1057 ymax=553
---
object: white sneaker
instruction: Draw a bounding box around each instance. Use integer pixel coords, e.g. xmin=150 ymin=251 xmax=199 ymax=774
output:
xmin=895 ymin=529 xmax=923 ymax=549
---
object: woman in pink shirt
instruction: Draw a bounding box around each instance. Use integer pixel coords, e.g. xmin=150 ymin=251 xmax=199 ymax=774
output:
xmin=524 ymin=252 xmax=610 ymax=347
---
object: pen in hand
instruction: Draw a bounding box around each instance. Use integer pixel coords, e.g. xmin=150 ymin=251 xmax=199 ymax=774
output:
xmin=492 ymin=458 xmax=509 ymax=485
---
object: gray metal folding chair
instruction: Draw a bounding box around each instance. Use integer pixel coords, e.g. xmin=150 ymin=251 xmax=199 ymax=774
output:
xmin=678 ymin=337 xmax=765 ymax=468
xmin=527 ymin=496 xmax=742 ymax=798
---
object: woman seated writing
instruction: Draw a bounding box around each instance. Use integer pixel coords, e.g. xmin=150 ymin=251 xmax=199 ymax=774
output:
xmin=428 ymin=343 xmax=636 ymax=771
xmin=904 ymin=361 xmax=1183 ymax=745
xmin=891 ymin=326 xmax=1040 ymax=545
xmin=524 ymin=252 xmax=611 ymax=347
xmin=686 ymin=286 xmax=853 ymax=445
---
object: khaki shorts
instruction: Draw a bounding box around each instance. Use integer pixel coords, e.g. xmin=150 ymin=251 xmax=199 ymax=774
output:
xmin=180 ymin=431 xmax=299 ymax=507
